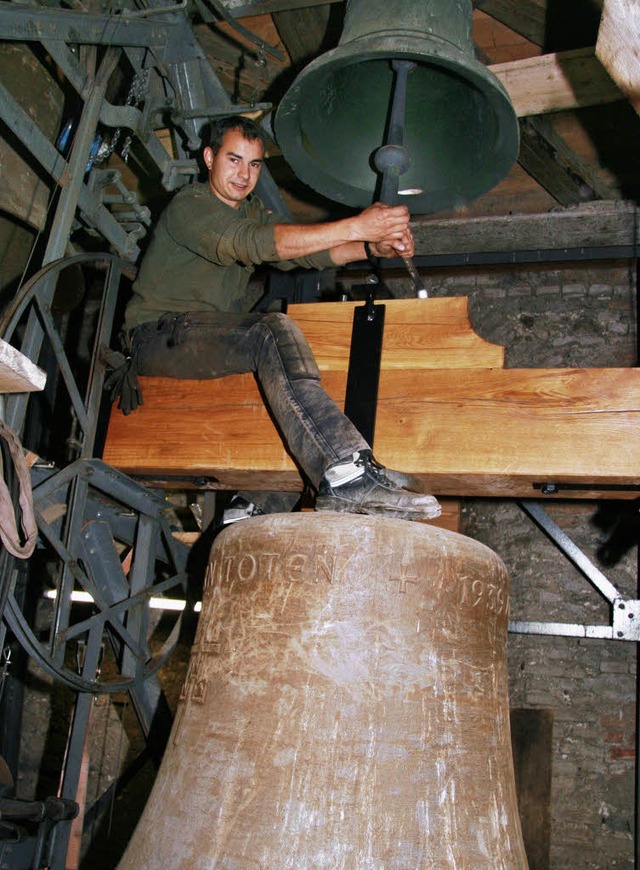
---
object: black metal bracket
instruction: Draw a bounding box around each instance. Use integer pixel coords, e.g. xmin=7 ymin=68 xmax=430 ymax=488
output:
xmin=343 ymin=286 xmax=386 ymax=447
xmin=534 ymin=482 xmax=640 ymax=494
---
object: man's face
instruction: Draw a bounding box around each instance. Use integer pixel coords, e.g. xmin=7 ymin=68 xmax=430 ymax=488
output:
xmin=204 ymin=129 xmax=264 ymax=209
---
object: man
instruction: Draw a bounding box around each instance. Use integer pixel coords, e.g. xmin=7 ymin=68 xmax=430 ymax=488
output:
xmin=121 ymin=115 xmax=440 ymax=523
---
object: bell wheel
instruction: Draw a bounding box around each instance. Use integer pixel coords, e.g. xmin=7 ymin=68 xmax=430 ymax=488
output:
xmin=0 ymin=253 xmax=189 ymax=694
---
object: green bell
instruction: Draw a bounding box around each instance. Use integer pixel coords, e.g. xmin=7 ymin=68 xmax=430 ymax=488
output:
xmin=275 ymin=0 xmax=519 ymax=214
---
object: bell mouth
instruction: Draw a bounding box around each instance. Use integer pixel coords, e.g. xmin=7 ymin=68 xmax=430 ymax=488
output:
xmin=275 ymin=34 xmax=519 ymax=214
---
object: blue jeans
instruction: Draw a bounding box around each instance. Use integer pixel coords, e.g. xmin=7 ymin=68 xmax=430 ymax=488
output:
xmin=130 ymin=312 xmax=369 ymax=513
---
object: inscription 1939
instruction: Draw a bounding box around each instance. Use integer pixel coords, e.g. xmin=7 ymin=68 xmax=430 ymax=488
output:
xmin=456 ymin=574 xmax=507 ymax=615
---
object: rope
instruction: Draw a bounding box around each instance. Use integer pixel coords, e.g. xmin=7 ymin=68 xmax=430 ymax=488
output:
xmin=0 ymin=422 xmax=37 ymax=559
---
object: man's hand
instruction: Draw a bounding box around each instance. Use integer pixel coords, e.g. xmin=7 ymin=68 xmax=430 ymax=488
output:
xmin=273 ymin=201 xmax=413 ymax=265
xmin=351 ymin=202 xmax=411 ymax=244
xmin=369 ymin=227 xmax=415 ymax=259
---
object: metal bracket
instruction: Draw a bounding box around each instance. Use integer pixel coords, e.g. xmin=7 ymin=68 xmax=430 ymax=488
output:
xmin=509 ymin=500 xmax=637 ymax=642
xmin=161 ymin=159 xmax=200 ymax=191
xmin=612 ymin=598 xmax=640 ymax=641
xmin=343 ymin=289 xmax=385 ymax=447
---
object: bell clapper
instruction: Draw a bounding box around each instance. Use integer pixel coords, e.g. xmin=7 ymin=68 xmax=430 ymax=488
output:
xmin=374 ymin=59 xmax=428 ymax=298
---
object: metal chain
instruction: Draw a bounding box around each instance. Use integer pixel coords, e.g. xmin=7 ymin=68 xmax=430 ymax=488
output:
xmin=0 ymin=646 xmax=11 ymax=704
xmin=248 ymin=46 xmax=267 ymax=108
xmin=95 ymin=68 xmax=150 ymax=165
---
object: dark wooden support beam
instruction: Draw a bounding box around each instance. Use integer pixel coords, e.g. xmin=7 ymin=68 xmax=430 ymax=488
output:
xmin=272 ymin=4 xmax=343 ymax=69
xmin=473 ymin=0 xmax=547 ymax=47
xmin=518 ymin=115 xmax=618 ymax=206
xmin=412 ymin=200 xmax=639 ymax=257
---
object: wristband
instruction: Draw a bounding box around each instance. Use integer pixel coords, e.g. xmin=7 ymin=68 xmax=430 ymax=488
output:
xmin=364 ymin=241 xmax=379 ymax=265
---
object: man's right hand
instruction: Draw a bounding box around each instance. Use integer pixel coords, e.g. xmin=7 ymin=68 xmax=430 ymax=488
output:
xmin=273 ymin=201 xmax=412 ymax=265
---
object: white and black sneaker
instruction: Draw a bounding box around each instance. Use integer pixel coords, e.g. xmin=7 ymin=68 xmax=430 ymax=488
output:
xmin=315 ymin=451 xmax=441 ymax=521
xmin=221 ymin=495 xmax=265 ymax=526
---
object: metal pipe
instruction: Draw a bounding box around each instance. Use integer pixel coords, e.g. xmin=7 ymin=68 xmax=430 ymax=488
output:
xmin=373 ymin=60 xmax=428 ymax=297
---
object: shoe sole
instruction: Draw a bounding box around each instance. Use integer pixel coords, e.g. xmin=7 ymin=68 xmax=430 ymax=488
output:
xmin=315 ymin=496 xmax=442 ymax=521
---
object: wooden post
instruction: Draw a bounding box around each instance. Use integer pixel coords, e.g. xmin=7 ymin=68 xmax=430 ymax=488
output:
xmin=596 ymin=0 xmax=640 ymax=117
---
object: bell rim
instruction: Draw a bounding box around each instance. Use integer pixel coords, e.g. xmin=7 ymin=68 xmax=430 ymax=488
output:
xmin=274 ymin=35 xmax=520 ymax=213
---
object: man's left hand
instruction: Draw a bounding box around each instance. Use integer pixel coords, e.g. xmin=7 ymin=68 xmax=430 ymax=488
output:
xmin=368 ymin=228 xmax=415 ymax=259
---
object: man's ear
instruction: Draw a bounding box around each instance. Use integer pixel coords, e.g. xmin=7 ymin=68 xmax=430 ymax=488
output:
xmin=203 ymin=146 xmax=213 ymax=169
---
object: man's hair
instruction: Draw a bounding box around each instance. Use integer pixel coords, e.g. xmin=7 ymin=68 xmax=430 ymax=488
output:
xmin=207 ymin=116 xmax=266 ymax=154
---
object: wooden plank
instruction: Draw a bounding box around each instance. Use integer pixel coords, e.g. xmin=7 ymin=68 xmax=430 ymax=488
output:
xmin=596 ymin=0 xmax=640 ymax=116
xmin=473 ymin=7 xmax=542 ymax=65
xmin=290 ymin=298 xmax=504 ymax=371
xmin=0 ymin=338 xmax=46 ymax=393
xmin=103 ymin=365 xmax=640 ymax=498
xmin=412 ymin=200 xmax=638 ymax=256
xmin=490 ymin=47 xmax=623 ymax=116
xmin=194 ymin=15 xmax=288 ymax=109
xmin=372 ymin=367 xmax=640 ymax=498
xmin=272 ymin=5 xmax=342 ymax=68
xmin=510 ymin=708 xmax=553 ymax=870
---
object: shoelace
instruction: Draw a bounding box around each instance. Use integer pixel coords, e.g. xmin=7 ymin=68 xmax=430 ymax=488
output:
xmin=359 ymin=454 xmax=393 ymax=486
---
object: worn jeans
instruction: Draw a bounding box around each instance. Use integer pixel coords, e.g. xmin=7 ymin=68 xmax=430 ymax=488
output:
xmin=130 ymin=311 xmax=369 ymax=513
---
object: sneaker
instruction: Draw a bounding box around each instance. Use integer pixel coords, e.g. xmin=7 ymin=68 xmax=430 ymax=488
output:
xmin=315 ymin=451 xmax=441 ymax=520
xmin=221 ymin=496 xmax=265 ymax=526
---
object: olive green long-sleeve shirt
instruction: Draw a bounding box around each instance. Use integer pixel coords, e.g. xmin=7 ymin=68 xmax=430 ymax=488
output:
xmin=124 ymin=182 xmax=334 ymax=330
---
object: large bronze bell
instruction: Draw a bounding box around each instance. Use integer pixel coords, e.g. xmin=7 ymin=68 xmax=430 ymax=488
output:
xmin=119 ymin=514 xmax=528 ymax=868
xmin=274 ymin=0 xmax=519 ymax=213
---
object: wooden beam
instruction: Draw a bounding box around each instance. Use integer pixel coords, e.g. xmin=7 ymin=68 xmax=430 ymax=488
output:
xmin=104 ymin=367 xmax=640 ymax=499
xmin=272 ymin=4 xmax=342 ymax=68
xmin=373 ymin=366 xmax=640 ymax=499
xmin=412 ymin=200 xmax=638 ymax=256
xmin=474 ymin=0 xmax=547 ymax=47
xmin=0 ymin=339 xmax=45 ymax=393
xmin=194 ymin=14 xmax=288 ymax=107
xmin=596 ymin=0 xmax=640 ymax=116
xmin=490 ymin=47 xmax=622 ymax=116
xmin=517 ymin=115 xmax=617 ymax=206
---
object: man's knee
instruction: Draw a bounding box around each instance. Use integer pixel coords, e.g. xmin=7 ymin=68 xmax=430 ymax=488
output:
xmin=259 ymin=312 xmax=321 ymax=381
